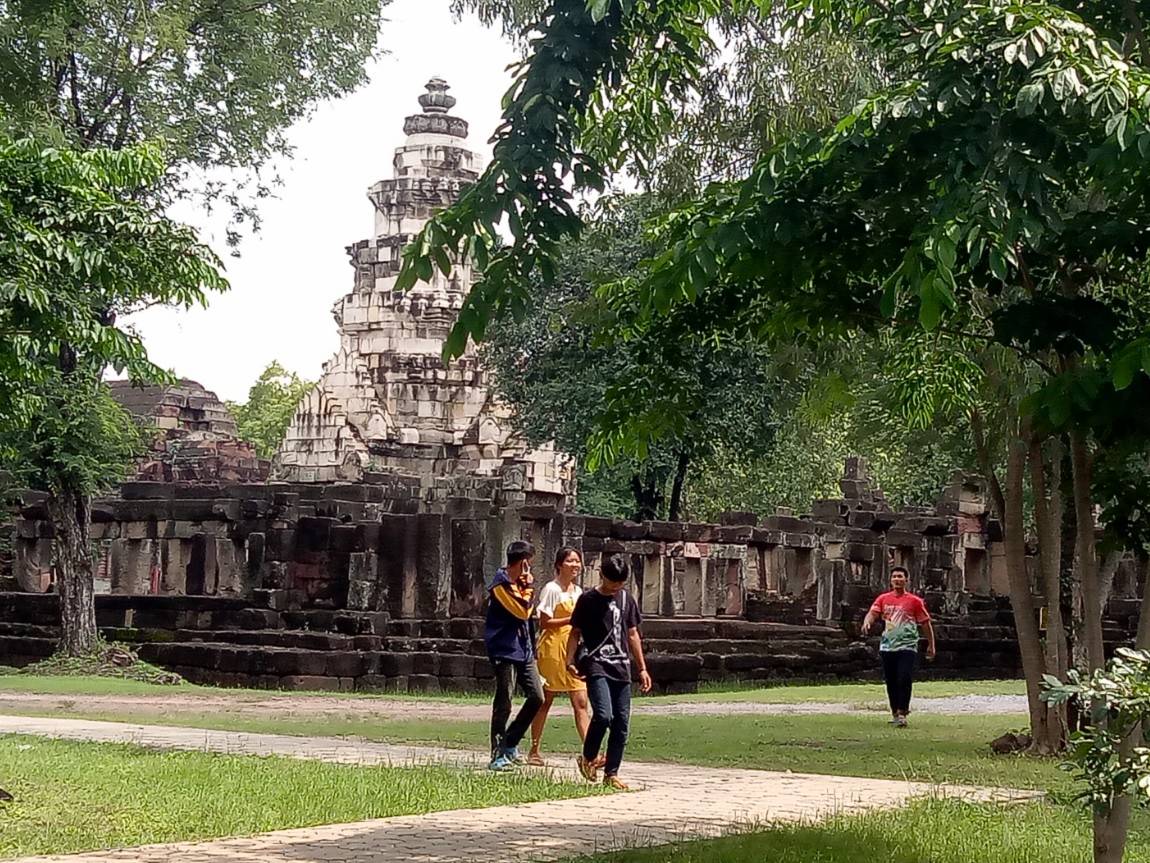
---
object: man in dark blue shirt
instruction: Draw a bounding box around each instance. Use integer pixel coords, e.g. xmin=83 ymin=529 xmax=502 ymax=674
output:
xmin=484 ymin=540 xmax=544 ymax=771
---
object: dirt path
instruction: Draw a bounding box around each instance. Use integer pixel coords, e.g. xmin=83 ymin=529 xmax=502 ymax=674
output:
xmin=0 ymin=691 xmax=1029 ymax=722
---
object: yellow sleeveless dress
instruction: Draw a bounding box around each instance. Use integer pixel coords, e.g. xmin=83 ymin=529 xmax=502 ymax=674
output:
xmin=536 ymin=585 xmax=586 ymax=693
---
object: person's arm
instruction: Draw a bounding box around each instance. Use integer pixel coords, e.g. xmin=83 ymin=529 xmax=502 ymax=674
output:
xmin=492 ymin=584 xmax=532 ymax=620
xmin=565 ymin=626 xmax=584 ymax=678
xmin=862 ymin=600 xmax=882 ymax=633
xmin=540 ymin=612 xmax=573 ymax=630
xmin=627 ymin=627 xmax=652 ymax=693
xmin=922 ymin=617 xmax=937 ymax=660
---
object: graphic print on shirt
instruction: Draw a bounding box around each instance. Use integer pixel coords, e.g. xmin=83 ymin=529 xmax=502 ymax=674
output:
xmin=594 ymin=598 xmax=626 ymax=666
xmin=879 ymin=604 xmax=921 ymax=652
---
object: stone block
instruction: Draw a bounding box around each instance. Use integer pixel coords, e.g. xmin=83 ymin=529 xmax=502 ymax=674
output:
xmin=582 ymin=516 xmax=613 ymax=538
xmin=682 ymin=523 xmax=717 ymax=542
xmin=407 ymin=674 xmax=441 ymax=693
xmin=611 ymin=519 xmax=646 ymax=540
xmin=280 ymin=675 xmax=342 ymax=692
xmin=646 ymin=654 xmax=703 ymax=683
xmin=717 ymin=525 xmax=753 ymax=543
xmin=438 ymin=654 xmax=477 ymax=678
xmin=645 ymin=521 xmax=683 ymax=542
xmin=718 ymin=511 xmax=758 ymax=526
xmin=325 ymin=652 xmax=367 ymax=678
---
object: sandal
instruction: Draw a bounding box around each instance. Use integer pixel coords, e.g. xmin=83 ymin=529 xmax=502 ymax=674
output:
xmin=526 ymin=752 xmax=546 ymax=767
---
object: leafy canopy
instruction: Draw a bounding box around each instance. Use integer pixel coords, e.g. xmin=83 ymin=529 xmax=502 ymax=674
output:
xmin=405 ymin=0 xmax=1150 ymax=459
xmin=0 ymin=133 xmax=226 ymax=423
xmin=0 ymin=374 xmax=143 ymax=497
xmin=0 ymin=0 xmax=391 ymax=239
xmin=482 ymin=193 xmax=782 ymax=518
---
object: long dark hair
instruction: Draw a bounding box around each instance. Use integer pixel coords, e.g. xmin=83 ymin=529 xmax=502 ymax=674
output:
xmin=554 ymin=546 xmax=583 ymax=573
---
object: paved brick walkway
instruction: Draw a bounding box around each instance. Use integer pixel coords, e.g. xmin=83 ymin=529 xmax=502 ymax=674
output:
xmin=0 ymin=716 xmax=1036 ymax=863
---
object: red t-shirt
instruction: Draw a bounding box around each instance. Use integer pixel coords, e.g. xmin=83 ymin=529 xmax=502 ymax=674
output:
xmin=869 ymin=591 xmax=930 ymax=652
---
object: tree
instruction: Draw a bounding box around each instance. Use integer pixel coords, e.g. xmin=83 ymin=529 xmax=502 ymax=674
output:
xmin=227 ymin=362 xmax=313 ymax=460
xmin=0 ymin=134 xmax=226 ymax=654
xmin=0 ymin=0 xmax=390 ymax=241
xmin=1046 ymin=648 xmax=1150 ymax=839
xmin=403 ymin=4 xmax=1150 ymax=859
xmin=0 ymin=375 xmax=143 ymax=654
xmin=482 ymin=194 xmax=782 ymax=521
xmin=454 ymin=0 xmax=883 ymax=201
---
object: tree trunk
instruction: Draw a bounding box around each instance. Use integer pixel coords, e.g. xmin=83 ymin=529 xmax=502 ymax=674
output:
xmin=1028 ymin=431 xmax=1068 ymax=679
xmin=1001 ymin=436 xmax=1063 ymax=752
xmin=47 ymin=485 xmax=97 ymax=656
xmin=1070 ymin=432 xmax=1105 ymax=674
xmin=971 ymin=411 xmax=1063 ymax=749
xmin=667 ymin=451 xmax=690 ymax=522
xmin=1091 ymin=572 xmax=1150 ymax=863
xmin=629 ymin=470 xmax=664 ymax=522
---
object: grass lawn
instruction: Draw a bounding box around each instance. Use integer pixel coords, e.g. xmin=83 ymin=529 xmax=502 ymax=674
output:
xmin=0 ymin=672 xmax=1025 ymax=704
xmin=0 ymin=734 xmax=595 ymax=859
xmin=0 ymin=706 xmax=1063 ymax=792
xmin=574 ymin=798 xmax=1150 ymax=863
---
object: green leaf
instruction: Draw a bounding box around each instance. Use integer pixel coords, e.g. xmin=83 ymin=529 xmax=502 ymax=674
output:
xmin=936 ymin=236 xmax=957 ymax=270
xmin=587 ymin=0 xmax=611 ymax=23
xmin=432 ymin=246 xmax=453 ymax=277
xmin=1017 ymin=82 xmax=1043 ymax=117
xmin=394 ymin=263 xmax=419 ymax=293
xmin=1113 ymin=346 xmax=1142 ymax=390
xmin=919 ymin=284 xmax=942 ymax=331
xmin=989 ymin=248 xmax=1007 ymax=281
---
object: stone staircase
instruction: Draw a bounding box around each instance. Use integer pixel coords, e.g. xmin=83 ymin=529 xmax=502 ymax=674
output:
xmin=0 ymin=593 xmax=895 ymax=693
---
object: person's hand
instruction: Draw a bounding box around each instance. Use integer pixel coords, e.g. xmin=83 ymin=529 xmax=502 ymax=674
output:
xmin=926 ymin=646 xmax=936 ymax=661
xmin=567 ymin=662 xmax=585 ymax=680
xmin=638 ymin=669 xmax=652 ymax=693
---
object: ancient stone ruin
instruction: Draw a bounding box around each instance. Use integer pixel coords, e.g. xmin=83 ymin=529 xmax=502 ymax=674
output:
xmin=109 ymin=379 xmax=268 ymax=484
xmin=276 ymin=78 xmax=572 ymax=500
xmin=1 ymin=80 xmax=1144 ymax=691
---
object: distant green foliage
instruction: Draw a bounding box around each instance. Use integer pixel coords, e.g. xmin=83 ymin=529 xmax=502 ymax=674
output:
xmin=482 ymin=194 xmax=782 ymax=520
xmin=227 ymin=362 xmax=313 ymax=460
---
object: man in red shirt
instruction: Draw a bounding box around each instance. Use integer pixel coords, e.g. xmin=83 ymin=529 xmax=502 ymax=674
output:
xmin=862 ymin=566 xmax=936 ymax=727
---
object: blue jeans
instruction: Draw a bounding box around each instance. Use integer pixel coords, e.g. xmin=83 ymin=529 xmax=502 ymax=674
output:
xmin=583 ymin=676 xmax=631 ymax=777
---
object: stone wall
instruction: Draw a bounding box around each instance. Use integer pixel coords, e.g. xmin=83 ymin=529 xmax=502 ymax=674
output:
xmin=6 ymin=454 xmax=1144 ymax=691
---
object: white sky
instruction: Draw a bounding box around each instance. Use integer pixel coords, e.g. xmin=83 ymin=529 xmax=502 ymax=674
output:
xmin=127 ymin=0 xmax=518 ymax=403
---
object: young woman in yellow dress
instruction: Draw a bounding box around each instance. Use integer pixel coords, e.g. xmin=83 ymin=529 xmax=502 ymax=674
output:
xmin=527 ymin=547 xmax=590 ymax=765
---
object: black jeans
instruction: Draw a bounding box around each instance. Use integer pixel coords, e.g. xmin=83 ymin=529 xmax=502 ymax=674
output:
xmin=583 ymin=676 xmax=632 ymax=777
xmin=881 ymin=649 xmax=917 ymax=715
xmin=490 ymin=658 xmax=544 ymax=754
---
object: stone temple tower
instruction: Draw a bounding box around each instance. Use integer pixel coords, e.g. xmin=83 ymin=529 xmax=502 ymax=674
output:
xmin=276 ymin=79 xmax=573 ymax=499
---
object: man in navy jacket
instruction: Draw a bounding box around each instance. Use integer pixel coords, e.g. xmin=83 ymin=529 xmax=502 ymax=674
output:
xmin=484 ymin=540 xmax=544 ymax=770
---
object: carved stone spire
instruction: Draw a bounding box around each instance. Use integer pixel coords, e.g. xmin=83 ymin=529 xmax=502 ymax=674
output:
xmin=404 ymin=77 xmax=469 ymax=139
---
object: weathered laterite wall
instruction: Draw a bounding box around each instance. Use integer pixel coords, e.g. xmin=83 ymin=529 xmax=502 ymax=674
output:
xmin=2 ymin=461 xmax=1142 ymax=692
